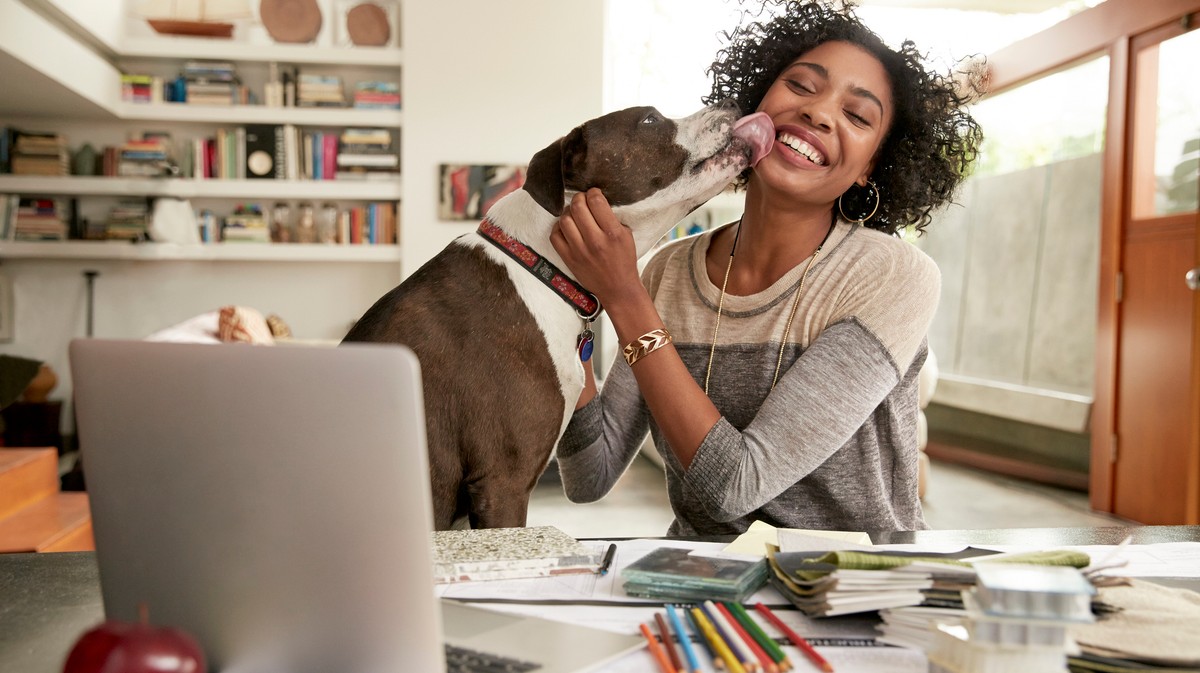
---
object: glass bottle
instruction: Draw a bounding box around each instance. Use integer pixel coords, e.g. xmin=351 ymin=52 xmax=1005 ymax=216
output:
xmin=270 ymin=202 xmax=291 ymax=243
xmin=296 ymin=202 xmax=316 ymax=244
xmin=317 ymin=202 xmax=338 ymax=244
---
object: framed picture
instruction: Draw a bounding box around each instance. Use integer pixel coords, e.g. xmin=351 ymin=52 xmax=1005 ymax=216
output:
xmin=439 ymin=164 xmax=527 ymax=221
xmin=334 ymin=0 xmax=400 ymax=49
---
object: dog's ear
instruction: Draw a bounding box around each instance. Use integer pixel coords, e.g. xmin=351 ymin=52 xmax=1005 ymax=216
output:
xmin=523 ymin=126 xmax=586 ymax=217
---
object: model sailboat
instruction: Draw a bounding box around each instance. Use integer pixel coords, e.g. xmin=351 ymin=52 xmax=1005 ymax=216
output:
xmin=137 ymin=0 xmax=251 ymax=38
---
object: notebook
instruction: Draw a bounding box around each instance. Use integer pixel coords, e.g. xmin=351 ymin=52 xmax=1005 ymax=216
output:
xmin=70 ymin=339 xmax=644 ymax=673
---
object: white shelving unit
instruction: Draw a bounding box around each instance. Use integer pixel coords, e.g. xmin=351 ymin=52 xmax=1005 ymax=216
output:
xmin=0 ymin=175 xmax=402 ymax=200
xmin=2 ymin=6 xmax=405 ymax=260
xmin=0 ymin=240 xmax=403 ymax=263
xmin=118 ymin=36 xmax=405 ymax=67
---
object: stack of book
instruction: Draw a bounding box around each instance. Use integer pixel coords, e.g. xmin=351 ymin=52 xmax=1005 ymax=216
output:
xmin=430 ymin=525 xmax=602 ymax=583
xmin=120 ymin=74 xmax=162 ymax=104
xmin=117 ymin=135 xmax=172 ymax=177
xmin=11 ymin=197 xmax=68 ymax=240
xmin=222 ymin=206 xmax=269 ymax=243
xmin=352 ymin=81 xmax=400 ymax=109
xmin=340 ymin=201 xmax=398 ymax=244
xmin=621 ymin=546 xmax=769 ymax=603
xmin=927 ymin=564 xmax=1096 ymax=673
xmin=104 ymin=200 xmax=150 ymax=241
xmin=766 ymin=548 xmax=940 ymax=617
xmin=181 ymin=61 xmax=238 ymax=106
xmin=297 ymin=74 xmax=344 ymax=108
xmin=336 ymin=128 xmax=398 ymax=180
xmin=10 ymin=130 xmax=69 ymax=176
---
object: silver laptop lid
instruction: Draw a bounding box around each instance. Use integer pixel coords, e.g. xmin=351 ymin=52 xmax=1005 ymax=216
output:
xmin=70 ymin=339 xmax=444 ymax=673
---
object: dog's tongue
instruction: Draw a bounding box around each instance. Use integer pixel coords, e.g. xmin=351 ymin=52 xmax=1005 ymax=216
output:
xmin=733 ymin=112 xmax=774 ymax=167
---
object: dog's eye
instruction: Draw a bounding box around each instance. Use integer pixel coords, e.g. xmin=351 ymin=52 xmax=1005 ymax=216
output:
xmin=641 ymin=113 xmax=663 ymax=125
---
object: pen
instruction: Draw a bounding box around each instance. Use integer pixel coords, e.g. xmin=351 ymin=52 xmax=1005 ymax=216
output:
xmin=754 ymin=602 xmax=833 ymax=673
xmin=598 ymin=543 xmax=617 ymax=575
xmin=641 ymin=622 xmax=678 ymax=673
xmin=666 ymin=604 xmax=703 ymax=673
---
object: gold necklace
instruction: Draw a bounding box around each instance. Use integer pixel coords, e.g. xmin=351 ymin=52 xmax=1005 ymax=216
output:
xmin=704 ymin=220 xmax=835 ymax=395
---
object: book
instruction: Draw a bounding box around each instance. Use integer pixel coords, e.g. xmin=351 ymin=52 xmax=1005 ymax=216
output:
xmin=430 ymin=525 xmax=601 ymax=583
xmin=243 ymin=124 xmax=277 ymax=179
xmin=621 ymin=546 xmax=769 ymax=602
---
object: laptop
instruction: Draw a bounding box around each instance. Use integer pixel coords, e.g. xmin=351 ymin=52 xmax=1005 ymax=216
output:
xmin=70 ymin=339 xmax=644 ymax=673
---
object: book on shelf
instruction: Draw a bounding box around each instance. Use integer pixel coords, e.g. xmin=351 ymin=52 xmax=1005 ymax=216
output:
xmin=104 ymin=199 xmax=150 ymax=241
xmin=353 ymin=81 xmax=400 ymax=110
xmin=430 ymin=525 xmax=602 ymax=583
xmin=222 ymin=207 xmax=269 ymax=243
xmin=7 ymin=129 xmax=69 ymax=177
xmin=10 ymin=197 xmax=69 ymax=241
xmin=297 ymin=74 xmax=345 ymax=108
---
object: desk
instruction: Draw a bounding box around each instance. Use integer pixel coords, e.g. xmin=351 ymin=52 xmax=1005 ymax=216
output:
xmin=3 ymin=526 xmax=1198 ymax=673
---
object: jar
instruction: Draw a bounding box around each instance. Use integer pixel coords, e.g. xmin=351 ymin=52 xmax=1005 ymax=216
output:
xmin=317 ymin=203 xmax=338 ymax=244
xmin=270 ymin=202 xmax=291 ymax=243
xmin=296 ymin=202 xmax=316 ymax=243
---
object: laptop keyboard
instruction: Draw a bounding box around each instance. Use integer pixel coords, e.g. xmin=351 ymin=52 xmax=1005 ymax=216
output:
xmin=444 ymin=644 xmax=542 ymax=673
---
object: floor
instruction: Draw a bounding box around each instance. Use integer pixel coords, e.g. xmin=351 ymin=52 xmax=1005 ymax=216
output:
xmin=527 ymin=453 xmax=1132 ymax=539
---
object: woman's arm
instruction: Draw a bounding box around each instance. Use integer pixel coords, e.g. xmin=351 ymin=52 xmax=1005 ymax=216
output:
xmin=551 ymin=189 xmax=720 ymax=469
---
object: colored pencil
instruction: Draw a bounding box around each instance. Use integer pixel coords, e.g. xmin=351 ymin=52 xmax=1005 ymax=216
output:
xmin=691 ymin=605 xmax=746 ymax=673
xmin=641 ymin=622 xmax=678 ymax=673
xmin=703 ymin=600 xmax=758 ymax=672
xmin=716 ymin=602 xmax=777 ymax=673
xmin=666 ymin=604 xmax=703 ymax=673
xmin=656 ymin=611 xmax=686 ymax=673
xmin=754 ymin=602 xmax=834 ymax=673
xmin=725 ymin=602 xmax=791 ymax=670
xmin=685 ymin=604 xmax=725 ymax=670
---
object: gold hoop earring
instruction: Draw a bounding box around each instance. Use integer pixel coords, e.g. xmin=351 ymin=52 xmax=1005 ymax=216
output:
xmin=838 ymin=179 xmax=880 ymax=223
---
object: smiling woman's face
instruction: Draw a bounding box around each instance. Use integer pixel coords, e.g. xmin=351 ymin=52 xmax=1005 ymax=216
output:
xmin=752 ymin=40 xmax=895 ymax=208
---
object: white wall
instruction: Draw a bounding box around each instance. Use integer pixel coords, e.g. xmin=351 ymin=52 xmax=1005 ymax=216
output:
xmin=399 ymin=1 xmax=606 ymax=273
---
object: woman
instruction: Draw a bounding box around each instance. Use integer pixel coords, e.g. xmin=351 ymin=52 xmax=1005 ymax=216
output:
xmin=550 ymin=0 xmax=982 ymax=534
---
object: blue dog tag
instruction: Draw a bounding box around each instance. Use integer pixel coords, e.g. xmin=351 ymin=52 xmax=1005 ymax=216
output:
xmin=577 ymin=330 xmax=594 ymax=362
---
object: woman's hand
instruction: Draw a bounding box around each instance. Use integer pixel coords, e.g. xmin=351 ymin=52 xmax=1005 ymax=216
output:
xmin=550 ymin=188 xmax=644 ymax=310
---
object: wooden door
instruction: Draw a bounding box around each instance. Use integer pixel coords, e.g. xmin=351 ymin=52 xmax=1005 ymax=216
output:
xmin=1111 ymin=21 xmax=1200 ymax=524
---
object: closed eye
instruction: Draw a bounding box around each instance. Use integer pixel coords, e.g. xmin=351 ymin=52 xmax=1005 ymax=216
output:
xmin=846 ymin=110 xmax=871 ymax=127
xmin=641 ymin=112 xmax=663 ymax=124
xmin=786 ymin=79 xmax=815 ymax=95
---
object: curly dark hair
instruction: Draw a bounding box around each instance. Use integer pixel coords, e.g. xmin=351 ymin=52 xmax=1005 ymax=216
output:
xmin=703 ymin=0 xmax=984 ymax=235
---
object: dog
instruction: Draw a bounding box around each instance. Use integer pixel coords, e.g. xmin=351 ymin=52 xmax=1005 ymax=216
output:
xmin=342 ymin=103 xmax=773 ymax=530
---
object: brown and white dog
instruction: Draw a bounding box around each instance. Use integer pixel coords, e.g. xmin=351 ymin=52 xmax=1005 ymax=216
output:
xmin=342 ymin=103 xmax=773 ymax=530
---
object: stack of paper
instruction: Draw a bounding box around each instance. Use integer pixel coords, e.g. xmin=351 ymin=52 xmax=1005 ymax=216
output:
xmin=766 ymin=547 xmax=975 ymax=617
xmin=430 ymin=526 xmax=601 ymax=583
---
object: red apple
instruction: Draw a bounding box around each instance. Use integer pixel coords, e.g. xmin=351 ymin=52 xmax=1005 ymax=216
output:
xmin=63 ymin=604 xmax=205 ymax=673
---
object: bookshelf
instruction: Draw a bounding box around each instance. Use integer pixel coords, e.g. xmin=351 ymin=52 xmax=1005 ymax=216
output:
xmin=0 ymin=240 xmax=403 ymax=263
xmin=0 ymin=176 xmax=402 ymax=201
xmin=111 ymin=101 xmax=402 ymax=127
xmin=118 ymin=36 xmax=405 ymax=67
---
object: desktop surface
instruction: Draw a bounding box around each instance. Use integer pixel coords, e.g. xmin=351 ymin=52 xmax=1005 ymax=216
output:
xmin=3 ymin=526 xmax=1198 ymax=673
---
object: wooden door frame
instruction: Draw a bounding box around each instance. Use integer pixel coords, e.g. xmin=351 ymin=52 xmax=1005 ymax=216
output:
xmin=984 ymin=0 xmax=1200 ymax=513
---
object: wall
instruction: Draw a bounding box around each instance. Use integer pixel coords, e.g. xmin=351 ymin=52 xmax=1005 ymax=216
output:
xmin=916 ymin=153 xmax=1102 ymax=467
xmin=399 ymin=1 xmax=606 ymax=274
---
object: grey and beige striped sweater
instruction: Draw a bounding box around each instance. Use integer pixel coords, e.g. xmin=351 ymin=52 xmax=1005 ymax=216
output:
xmin=556 ymin=220 xmax=939 ymax=535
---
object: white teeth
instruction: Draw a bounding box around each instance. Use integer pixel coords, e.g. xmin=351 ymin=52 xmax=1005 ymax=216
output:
xmin=777 ymin=132 xmax=825 ymax=165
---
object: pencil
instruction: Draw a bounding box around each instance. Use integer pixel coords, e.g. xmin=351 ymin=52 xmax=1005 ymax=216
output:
xmin=691 ymin=605 xmax=746 ymax=673
xmin=716 ymin=602 xmax=777 ymax=673
xmin=641 ymin=622 xmax=678 ymax=673
xmin=685 ymin=604 xmax=725 ymax=670
xmin=754 ymin=602 xmax=834 ymax=673
xmin=725 ymin=602 xmax=791 ymax=671
xmin=666 ymin=604 xmax=703 ymax=673
xmin=703 ymin=600 xmax=758 ymax=672
xmin=656 ymin=611 xmax=686 ymax=673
